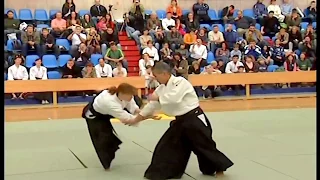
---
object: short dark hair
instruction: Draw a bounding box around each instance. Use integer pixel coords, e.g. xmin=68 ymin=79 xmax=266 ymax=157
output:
xmin=152 ymin=62 xmax=172 ymax=74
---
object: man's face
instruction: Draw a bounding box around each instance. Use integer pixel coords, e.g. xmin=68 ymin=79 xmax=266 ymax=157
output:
xmin=67 ymin=60 xmax=74 ymax=67
xmin=198 ymin=0 xmax=204 ymax=4
xmin=75 ymin=27 xmax=81 ymax=34
xmin=27 ymin=27 xmax=33 ymax=33
xmin=213 ymin=26 xmax=218 ymax=32
xmin=111 ymin=45 xmax=117 ymax=51
xmin=150 ymin=14 xmax=156 ymax=19
xmin=99 ymin=59 xmax=105 ymax=65
xmin=311 ymin=2 xmax=316 ymax=8
xmin=42 ymin=30 xmax=49 ymax=36
xmin=56 ymin=13 xmax=62 ymax=19
xmin=268 ymin=12 xmax=274 ymax=18
xmin=166 ymin=13 xmax=172 ymax=19
xmin=107 ymin=28 xmax=113 ymax=34
xmin=196 ymin=39 xmax=202 ymax=45
xmin=249 ymin=26 xmax=255 ymax=32
xmin=171 ymin=27 xmax=176 ymax=32
xmin=238 ymin=67 xmax=245 ymax=73
xmin=232 ymin=57 xmax=239 ymax=62
xmin=152 ymin=71 xmax=168 ymax=84
xmin=7 ymin=12 xmax=14 ymax=19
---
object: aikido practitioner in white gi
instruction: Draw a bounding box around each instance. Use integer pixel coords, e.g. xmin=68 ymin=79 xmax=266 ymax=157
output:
xmin=124 ymin=62 xmax=234 ymax=179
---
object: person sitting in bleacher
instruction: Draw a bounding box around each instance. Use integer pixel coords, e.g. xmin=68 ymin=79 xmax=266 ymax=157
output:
xmin=29 ymin=58 xmax=51 ymax=104
xmin=175 ymin=44 xmax=189 ymax=59
xmin=82 ymin=14 xmax=96 ymax=34
xmin=267 ymin=0 xmax=285 ymax=22
xmin=285 ymin=9 xmax=301 ymax=30
xmin=197 ymin=27 xmax=208 ymax=46
xmin=112 ymin=61 xmax=128 ymax=77
xmin=142 ymin=40 xmax=159 ymax=61
xmin=66 ymin=12 xmax=82 ymax=35
xmin=21 ymin=24 xmax=41 ymax=57
xmin=62 ymin=0 xmax=76 ymax=19
xmin=139 ymin=53 xmax=154 ymax=76
xmin=74 ymin=43 xmax=91 ymax=67
xmin=101 ymin=27 xmax=120 ymax=56
xmin=175 ymin=19 xmax=186 ymax=35
xmin=159 ymin=42 xmax=173 ymax=63
xmin=7 ymin=54 xmax=29 ymax=99
xmin=50 ymin=12 xmax=67 ymax=38
xmin=244 ymin=40 xmax=262 ymax=60
xmin=288 ymin=26 xmax=302 ymax=51
xmin=154 ymin=28 xmax=165 ymax=50
xmin=90 ymin=0 xmax=108 ymax=23
xmin=86 ymin=27 xmax=101 ymax=54
xmin=192 ymin=0 xmax=210 ymax=22
xmin=104 ymin=42 xmax=127 ymax=69
xmin=253 ymin=0 xmax=268 ymax=24
xmin=280 ymin=0 xmax=293 ymax=18
xmin=4 ymin=10 xmax=21 ymax=43
xmin=245 ymin=24 xmax=268 ymax=48
xmin=224 ymin=24 xmax=239 ymax=49
xmin=299 ymin=36 xmax=316 ymax=62
xmin=40 ymin=28 xmax=60 ymax=58
xmin=146 ymin=13 xmax=161 ymax=41
xmin=222 ymin=5 xmax=236 ymax=25
xmin=234 ymin=10 xmax=256 ymax=38
xmin=166 ymin=0 xmax=183 ymax=20
xmin=275 ymin=28 xmax=290 ymax=49
xmin=128 ymin=0 xmax=145 ymax=34
xmin=161 ymin=12 xmax=175 ymax=32
xmin=172 ymin=52 xmax=188 ymax=79
xmin=215 ymin=41 xmax=231 ymax=63
xmin=297 ymin=52 xmax=312 ymax=71
xmin=208 ymin=25 xmax=225 ymax=52
xmin=271 ymin=39 xmax=285 ymax=66
xmin=225 ymin=55 xmax=245 ymax=73
xmin=184 ymin=13 xmax=200 ymax=33
xmin=183 ymin=29 xmax=197 ymax=47
xmin=166 ymin=26 xmax=183 ymax=50
xmin=139 ymin=29 xmax=152 ymax=50
xmin=306 ymin=1 xmax=316 ymax=21
xmin=261 ymin=11 xmax=280 ymax=38
xmin=95 ymin=58 xmax=112 ymax=78
xmin=82 ymin=61 xmax=97 ymax=78
xmin=61 ymin=58 xmax=82 ymax=79
xmin=67 ymin=26 xmax=87 ymax=57
xmin=188 ymin=38 xmax=208 ymax=67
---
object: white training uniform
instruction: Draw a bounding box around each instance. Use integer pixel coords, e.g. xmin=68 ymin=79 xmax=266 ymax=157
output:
xmin=7 ymin=65 xmax=29 ymax=80
xmin=140 ymin=75 xmax=199 ymax=117
xmin=29 ymin=66 xmax=48 ymax=80
xmin=85 ymin=90 xmax=139 ymax=122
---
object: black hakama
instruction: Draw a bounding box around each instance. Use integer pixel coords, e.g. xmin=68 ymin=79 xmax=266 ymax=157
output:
xmin=144 ymin=107 xmax=234 ymax=179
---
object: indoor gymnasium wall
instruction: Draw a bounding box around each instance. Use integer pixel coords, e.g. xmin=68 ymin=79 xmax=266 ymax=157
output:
xmin=5 ymin=0 xmax=313 ymax=20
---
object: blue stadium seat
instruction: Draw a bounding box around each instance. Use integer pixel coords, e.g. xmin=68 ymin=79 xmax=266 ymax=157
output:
xmin=300 ymin=22 xmax=308 ymax=30
xmin=312 ymin=22 xmax=316 ymax=28
xmin=207 ymin=52 xmax=215 ymax=64
xmin=224 ymin=24 xmax=236 ymax=30
xmin=19 ymin=9 xmax=33 ymax=21
xmin=6 ymin=39 xmax=22 ymax=52
xmin=145 ymin=10 xmax=152 ymax=15
xmin=208 ymin=9 xmax=218 ymax=20
xmin=267 ymin=65 xmax=279 ymax=72
xmin=55 ymin=39 xmax=70 ymax=51
xmin=5 ymin=9 xmax=18 ymax=19
xmin=200 ymin=24 xmax=211 ymax=30
xmin=26 ymin=55 xmax=40 ymax=68
xmin=212 ymin=24 xmax=224 ymax=32
xmin=34 ymin=9 xmax=48 ymax=21
xmin=47 ymin=71 xmax=61 ymax=79
xmin=42 ymin=55 xmax=58 ymax=68
xmin=243 ymin=9 xmax=254 ymax=18
xmin=49 ymin=9 xmax=59 ymax=19
xmin=156 ymin=10 xmax=166 ymax=19
xmin=91 ymin=54 xmax=103 ymax=65
xmin=37 ymin=24 xmax=49 ymax=28
xmin=182 ymin=9 xmax=190 ymax=15
xmin=58 ymin=54 xmax=72 ymax=67
xmin=255 ymin=23 xmax=261 ymax=30
xmin=78 ymin=10 xmax=90 ymax=17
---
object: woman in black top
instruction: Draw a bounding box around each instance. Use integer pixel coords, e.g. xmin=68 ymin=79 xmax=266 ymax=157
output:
xmin=243 ymin=55 xmax=258 ymax=73
xmin=62 ymin=0 xmax=76 ymax=19
xmin=188 ymin=61 xmax=201 ymax=74
xmin=185 ymin=13 xmax=200 ymax=33
xmin=288 ymin=26 xmax=302 ymax=51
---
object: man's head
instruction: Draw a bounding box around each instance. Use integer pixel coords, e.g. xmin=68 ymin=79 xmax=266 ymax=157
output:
xmin=42 ymin=28 xmax=49 ymax=36
xmin=110 ymin=42 xmax=118 ymax=51
xmin=27 ymin=25 xmax=34 ymax=33
xmin=268 ymin=11 xmax=274 ymax=18
xmin=75 ymin=26 xmax=82 ymax=34
xmin=248 ymin=24 xmax=256 ymax=32
xmin=67 ymin=59 xmax=75 ymax=67
xmin=237 ymin=11 xmax=243 ymax=18
xmin=107 ymin=27 xmax=114 ymax=34
xmin=171 ymin=26 xmax=177 ymax=32
xmin=99 ymin=58 xmax=105 ymax=66
xmin=86 ymin=62 xmax=94 ymax=70
xmin=229 ymin=5 xmax=234 ymax=10
xmin=7 ymin=10 xmax=14 ymax=19
xmin=311 ymin=1 xmax=316 ymax=8
xmin=150 ymin=13 xmax=157 ymax=19
xmin=152 ymin=62 xmax=173 ymax=84
xmin=213 ymin=25 xmax=219 ymax=33
xmin=232 ymin=55 xmax=239 ymax=62
xmin=166 ymin=12 xmax=172 ymax=19
xmin=237 ymin=66 xmax=245 ymax=73
xmin=196 ymin=39 xmax=202 ymax=45
xmin=56 ymin=12 xmax=62 ymax=19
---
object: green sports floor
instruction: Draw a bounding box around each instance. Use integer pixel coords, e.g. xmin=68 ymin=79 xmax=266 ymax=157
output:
xmin=5 ymin=108 xmax=316 ymax=180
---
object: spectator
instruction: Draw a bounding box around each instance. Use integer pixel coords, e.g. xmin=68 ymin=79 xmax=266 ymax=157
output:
xmin=40 ymin=28 xmax=60 ymax=58
xmin=82 ymin=62 xmax=97 ymax=78
xmin=95 ymin=58 xmax=112 ymax=78
xmin=261 ymin=45 xmax=274 ymax=65
xmin=192 ymin=0 xmax=210 ymax=22
xmin=280 ymin=0 xmax=293 ymax=17
xmin=197 ymin=28 xmax=208 ymax=46
xmin=142 ymin=40 xmax=159 ymax=61
xmin=257 ymin=57 xmax=268 ymax=72
xmin=225 ymin=55 xmax=245 ymax=73
xmin=139 ymin=53 xmax=154 ymax=76
xmin=283 ymin=54 xmax=297 ymax=71
xmin=297 ymin=53 xmax=312 ymax=71
xmin=184 ymin=29 xmax=197 ymax=46
xmin=244 ymin=40 xmax=262 ymax=60
xmin=62 ymin=0 xmax=76 ymax=19
xmin=217 ymin=59 xmax=226 ymax=73
xmin=7 ymin=54 xmax=28 ymax=99
xmin=74 ymin=43 xmax=91 ymax=67
xmin=210 ymin=61 xmax=222 ymax=73
xmin=271 ymin=39 xmax=285 ymax=66
xmin=4 ymin=10 xmax=20 ymax=43
xmin=161 ymin=12 xmax=175 ymax=32
xmin=101 ymin=27 xmax=120 ymax=56
xmin=104 ymin=42 xmax=127 ymax=69
xmin=144 ymin=65 xmax=159 ymax=95
xmin=201 ymin=65 xmax=221 ymax=99
xmin=234 ymin=11 xmax=256 ymax=37
xmin=288 ymin=26 xmax=302 ymax=51
xmin=112 ymin=61 xmax=128 ymax=77
xmin=215 ymin=42 xmax=230 ymax=63
xmin=233 ymin=65 xmax=246 ymax=94
xmin=224 ymin=24 xmax=239 ymax=49
xmin=86 ymin=27 xmax=101 ymax=54
xmin=81 ymin=14 xmax=96 ymax=34
xmin=230 ymin=43 xmax=242 ymax=59
xmin=276 ymin=28 xmax=289 ymax=49
xmin=175 ymin=19 xmax=186 ymax=36
xmin=175 ymin=44 xmax=189 ymax=59
xmin=62 ymin=59 xmax=82 ymax=78
xmin=90 ymin=0 xmax=108 ymax=23
xmin=159 ymin=42 xmax=173 ymax=63
xmin=21 ymin=25 xmax=41 ymax=57
xmin=306 ymin=1 xmax=316 ymax=21
xmin=299 ymin=36 xmax=316 ymax=62
xmin=253 ymin=0 xmax=268 ymax=24
xmin=245 ymin=24 xmax=268 ymax=47
xmin=154 ymin=28 xmax=165 ymax=50
xmin=166 ymin=26 xmax=183 ymax=50
xmin=172 ymin=52 xmax=188 ymax=79
xmin=166 ymin=0 xmax=182 ymax=20
xmin=185 ymin=13 xmax=200 ymax=33
xmin=188 ymin=39 xmax=208 ymax=67
xmin=188 ymin=61 xmax=201 ymax=74
xmin=261 ymin=11 xmax=280 ymax=38
xmin=222 ymin=5 xmax=235 ymax=24
xmin=104 ymin=14 xmax=116 ymax=30
xmin=96 ymin=17 xmax=108 ymax=33
xmin=146 ymin=13 xmax=161 ymax=40
xmin=128 ymin=0 xmax=145 ymax=23
xmin=243 ymin=55 xmax=259 ymax=72
xmin=125 ymin=18 xmax=141 ymax=45
xmin=66 ymin=12 xmax=81 ymax=33
xmin=139 ymin=29 xmax=153 ymax=49
xmin=285 ymin=9 xmax=301 ymax=29
xmin=67 ymin=26 xmax=87 ymax=57
xmin=51 ymin=12 xmax=67 ymax=38
xmin=301 ymin=24 xmax=316 ymax=48
xmin=267 ymin=0 xmax=285 ymax=22
xmin=29 ymin=58 xmax=50 ymax=104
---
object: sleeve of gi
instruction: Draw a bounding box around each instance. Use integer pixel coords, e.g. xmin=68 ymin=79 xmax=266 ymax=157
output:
xmin=103 ymin=100 xmax=136 ymax=122
xmin=125 ymin=97 xmax=140 ymax=114
xmin=139 ymin=101 xmax=161 ymax=117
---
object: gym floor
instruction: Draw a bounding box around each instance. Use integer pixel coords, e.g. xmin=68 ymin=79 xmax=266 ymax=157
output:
xmin=5 ymin=107 xmax=316 ymax=180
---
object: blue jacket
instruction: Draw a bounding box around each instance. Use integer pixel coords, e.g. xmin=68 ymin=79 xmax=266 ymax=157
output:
xmin=244 ymin=45 xmax=262 ymax=59
xmin=272 ymin=46 xmax=285 ymax=57
xmin=224 ymin=30 xmax=238 ymax=44
xmin=253 ymin=3 xmax=267 ymax=17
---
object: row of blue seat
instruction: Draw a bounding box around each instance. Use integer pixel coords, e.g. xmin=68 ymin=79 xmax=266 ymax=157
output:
xmin=6 ymin=7 xmax=313 ymax=21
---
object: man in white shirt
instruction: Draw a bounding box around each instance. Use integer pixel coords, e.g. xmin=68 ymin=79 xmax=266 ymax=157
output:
xmin=189 ymin=39 xmax=208 ymax=67
xmin=225 ymin=55 xmax=245 ymax=73
xmin=124 ymin=62 xmax=233 ymax=180
xmin=208 ymin=25 xmax=225 ymax=53
xmin=67 ymin=26 xmax=87 ymax=57
xmin=7 ymin=54 xmax=29 ymax=99
xmin=95 ymin=58 xmax=113 ymax=78
xmin=161 ymin=12 xmax=175 ymax=32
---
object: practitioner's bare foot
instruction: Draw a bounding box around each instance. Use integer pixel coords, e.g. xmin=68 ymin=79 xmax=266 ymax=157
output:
xmin=215 ymin=171 xmax=224 ymax=177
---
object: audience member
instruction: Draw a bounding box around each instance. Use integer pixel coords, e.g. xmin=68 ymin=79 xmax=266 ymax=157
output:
xmin=40 ymin=28 xmax=60 ymax=58
xmin=253 ymin=0 xmax=268 ymax=24
xmin=306 ymin=1 xmax=316 ymax=21
xmin=184 ymin=29 xmax=197 ymax=46
xmin=82 ymin=62 xmax=97 ymax=78
xmin=166 ymin=0 xmax=182 ymax=20
xmin=215 ymin=42 xmax=230 ymax=63
xmin=188 ymin=39 xmax=208 ymax=67
xmin=86 ymin=27 xmax=101 ymax=54
xmin=21 ymin=25 xmax=41 ymax=57
xmin=62 ymin=0 xmax=76 ymax=19
xmin=146 ymin=13 xmax=161 ymax=40
xmin=172 ymin=52 xmax=188 ymax=79
xmin=139 ymin=53 xmax=154 ymax=76
xmin=283 ymin=54 xmax=298 ymax=71
xmin=82 ymin=14 xmax=96 ymax=34
xmin=261 ymin=11 xmax=280 ymax=38
xmin=267 ymin=0 xmax=285 ymax=22
xmin=272 ymin=39 xmax=285 ymax=66
xmin=188 ymin=61 xmax=201 ymax=74
xmin=175 ymin=19 xmax=186 ymax=35
xmin=208 ymin=25 xmax=224 ymax=52
xmin=276 ymin=28 xmax=289 ymax=49
xmin=244 ymin=40 xmax=262 ymax=60
xmin=112 ymin=61 xmax=128 ymax=77
xmin=154 ymin=28 xmax=165 ymax=50
xmin=95 ymin=58 xmax=113 ymax=78
xmin=66 ymin=12 xmax=81 ymax=33
xmin=74 ymin=43 xmax=91 ymax=67
xmin=161 ymin=12 xmax=175 ymax=32
xmin=234 ymin=11 xmax=256 ymax=37
xmin=285 ymin=9 xmax=301 ymax=29
xmin=159 ymin=42 xmax=173 ymax=63
xmin=288 ymin=26 xmax=302 ymax=51
xmin=192 ymin=0 xmax=210 ymax=22
xmin=142 ymin=40 xmax=159 ymax=61
xmin=143 ymin=65 xmax=159 ymax=95
xmin=90 ymin=0 xmax=108 ymax=23
xmin=280 ymin=0 xmax=293 ymax=17
xmin=51 ymin=12 xmax=67 ymax=38
xmin=101 ymin=27 xmax=120 ymax=56
xmin=175 ymin=44 xmax=189 ymax=59
xmin=61 ymin=59 xmax=82 ymax=78
xmin=230 ymin=44 xmax=242 ymax=59
xmin=243 ymin=55 xmax=259 ymax=72
xmin=139 ymin=29 xmax=153 ymax=49
xmin=185 ymin=13 xmax=200 ymax=33
xmin=4 ymin=10 xmax=20 ymax=43
xmin=68 ymin=26 xmax=87 ymax=57
xmin=201 ymin=65 xmax=221 ymax=98
xmin=222 ymin=5 xmax=235 ymax=24
xmin=297 ymin=52 xmax=312 ymax=71
xmin=104 ymin=42 xmax=127 ymax=69
xmin=166 ymin=26 xmax=183 ymax=50
xmin=225 ymin=55 xmax=245 ymax=73
xmin=224 ymin=24 xmax=239 ymax=49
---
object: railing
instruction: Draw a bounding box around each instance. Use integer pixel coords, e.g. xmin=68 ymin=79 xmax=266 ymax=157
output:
xmin=5 ymin=71 xmax=316 ymax=107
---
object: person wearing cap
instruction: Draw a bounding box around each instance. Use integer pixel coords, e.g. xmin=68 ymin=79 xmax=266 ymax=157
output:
xmin=21 ymin=24 xmax=41 ymax=57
